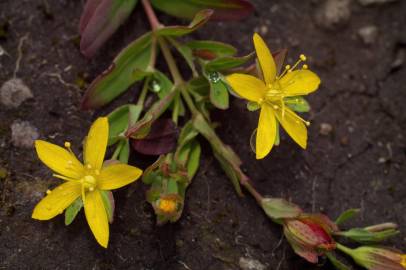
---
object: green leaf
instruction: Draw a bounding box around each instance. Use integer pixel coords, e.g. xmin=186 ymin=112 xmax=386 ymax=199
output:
xmin=81 ymin=33 xmax=153 ymax=109
xmin=65 ymin=197 xmax=83 ymax=226
xmin=168 ymin=38 xmax=197 ymax=75
xmin=155 ymin=10 xmax=213 ymax=37
xmin=187 ymin=140 xmax=201 ymax=178
xmin=335 ymin=208 xmax=360 ymax=225
xmin=100 ymin=190 xmax=115 ymax=224
xmin=247 ymin=101 xmax=260 ymax=111
xmin=209 ymin=79 xmax=229 ymax=110
xmin=188 ymin=77 xmax=210 ymax=101
xmin=326 ymin=252 xmax=352 ymax=270
xmin=337 ymin=228 xmax=400 ymax=243
xmin=150 ymin=0 xmax=254 ymax=21
xmin=285 ymin=97 xmax=311 ymax=112
xmin=107 ymin=104 xmax=142 ymax=145
xmin=261 ymin=198 xmax=302 ymax=220
xmin=186 ymin=40 xmax=237 ymax=59
xmin=205 ymin=53 xmax=254 ymax=72
xmin=118 ymin=139 xmax=130 ymax=163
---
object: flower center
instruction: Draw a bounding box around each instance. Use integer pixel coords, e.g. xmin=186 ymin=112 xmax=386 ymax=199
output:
xmin=82 ymin=175 xmax=97 ymax=191
xmin=158 ymin=198 xmax=177 ymax=213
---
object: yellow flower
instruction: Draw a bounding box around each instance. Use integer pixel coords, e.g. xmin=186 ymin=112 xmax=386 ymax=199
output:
xmin=226 ymin=33 xmax=321 ymax=159
xmin=32 ymin=117 xmax=142 ymax=248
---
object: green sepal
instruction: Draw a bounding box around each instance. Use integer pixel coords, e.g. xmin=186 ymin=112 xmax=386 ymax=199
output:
xmin=64 ymin=197 xmax=83 ymax=226
xmin=100 ymin=190 xmax=115 ymax=224
xmin=261 ymin=198 xmax=302 ymax=221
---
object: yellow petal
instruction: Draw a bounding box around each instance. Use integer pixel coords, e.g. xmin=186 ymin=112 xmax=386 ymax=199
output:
xmin=35 ymin=140 xmax=84 ymax=179
xmin=84 ymin=117 xmax=109 ymax=170
xmin=256 ymin=105 xmax=276 ymax=159
xmin=98 ymin=163 xmax=143 ymax=190
xmin=226 ymin=73 xmax=266 ymax=102
xmin=274 ymin=107 xmax=307 ymax=149
xmin=253 ymin=33 xmax=277 ymax=84
xmin=32 ymin=181 xmax=81 ymax=220
xmin=84 ymin=189 xmax=109 ymax=248
xmin=279 ymin=70 xmax=321 ymax=96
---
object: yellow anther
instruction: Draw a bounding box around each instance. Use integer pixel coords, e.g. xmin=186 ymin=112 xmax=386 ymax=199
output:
xmin=86 ymin=164 xmax=92 ymax=169
xmin=303 ymin=64 xmax=308 ymax=70
xmin=89 ymin=187 xmax=94 ymax=192
xmin=273 ymin=105 xmax=279 ymax=110
xmin=305 ymin=121 xmax=310 ymax=126
xmin=285 ymin=65 xmax=291 ymax=70
xmin=46 ymin=189 xmax=52 ymax=194
xmin=64 ymin=142 xmax=71 ymax=148
xmin=300 ymin=54 xmax=307 ymax=61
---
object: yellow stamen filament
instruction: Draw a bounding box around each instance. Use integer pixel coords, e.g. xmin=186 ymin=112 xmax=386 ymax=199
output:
xmin=53 ymin=174 xmax=78 ymax=182
xmin=303 ymin=64 xmax=308 ymax=70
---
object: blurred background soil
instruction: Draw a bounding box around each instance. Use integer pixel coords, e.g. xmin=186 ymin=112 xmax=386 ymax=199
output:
xmin=0 ymin=0 xmax=405 ymax=269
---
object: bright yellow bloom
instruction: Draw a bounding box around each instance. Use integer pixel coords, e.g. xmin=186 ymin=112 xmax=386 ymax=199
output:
xmin=32 ymin=117 xmax=142 ymax=248
xmin=401 ymin=255 xmax=406 ymax=268
xmin=226 ymin=33 xmax=321 ymax=159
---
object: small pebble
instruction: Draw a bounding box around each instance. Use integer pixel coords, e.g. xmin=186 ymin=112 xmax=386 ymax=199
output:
xmin=0 ymin=78 xmax=33 ymax=108
xmin=319 ymin=123 xmax=333 ymax=136
xmin=239 ymin=257 xmax=266 ymax=270
xmin=358 ymin=25 xmax=378 ymax=45
xmin=315 ymin=0 xmax=352 ymax=30
xmin=11 ymin=120 xmax=39 ymax=148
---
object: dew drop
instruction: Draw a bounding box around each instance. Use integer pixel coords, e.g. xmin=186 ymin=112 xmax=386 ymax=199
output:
xmin=208 ymin=72 xmax=220 ymax=83
xmin=150 ymin=80 xmax=161 ymax=93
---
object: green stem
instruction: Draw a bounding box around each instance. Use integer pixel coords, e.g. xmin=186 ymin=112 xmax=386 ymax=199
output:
xmin=137 ymin=77 xmax=150 ymax=106
xmin=112 ymin=140 xmax=124 ymax=160
xmin=141 ymin=0 xmax=161 ymax=30
xmin=172 ymin=92 xmax=180 ymax=124
xmin=336 ymin=243 xmax=355 ymax=257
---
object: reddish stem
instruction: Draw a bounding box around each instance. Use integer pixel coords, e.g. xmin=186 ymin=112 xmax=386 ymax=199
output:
xmin=141 ymin=0 xmax=161 ymax=30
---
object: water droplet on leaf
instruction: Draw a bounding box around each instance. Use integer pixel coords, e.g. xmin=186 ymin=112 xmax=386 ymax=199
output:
xmin=150 ymin=80 xmax=161 ymax=93
xmin=208 ymin=72 xmax=220 ymax=83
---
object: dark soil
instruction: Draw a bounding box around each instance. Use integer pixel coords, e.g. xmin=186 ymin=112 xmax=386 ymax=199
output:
xmin=1 ymin=0 xmax=405 ymax=269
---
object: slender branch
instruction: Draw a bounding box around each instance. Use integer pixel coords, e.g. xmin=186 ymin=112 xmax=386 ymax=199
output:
xmin=141 ymin=0 xmax=160 ymax=30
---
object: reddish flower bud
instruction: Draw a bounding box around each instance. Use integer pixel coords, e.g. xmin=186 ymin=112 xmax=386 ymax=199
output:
xmin=283 ymin=214 xmax=338 ymax=263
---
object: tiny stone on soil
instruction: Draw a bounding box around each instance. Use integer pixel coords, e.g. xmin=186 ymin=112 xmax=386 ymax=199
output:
xmin=0 ymin=78 xmax=33 ymax=108
xmin=358 ymin=25 xmax=378 ymax=45
xmin=11 ymin=120 xmax=39 ymax=148
xmin=315 ymin=0 xmax=352 ymax=30
xmin=358 ymin=0 xmax=398 ymax=6
xmin=319 ymin=123 xmax=333 ymax=135
xmin=239 ymin=257 xmax=266 ymax=270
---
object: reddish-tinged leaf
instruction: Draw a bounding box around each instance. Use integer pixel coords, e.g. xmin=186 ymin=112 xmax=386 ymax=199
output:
xmin=150 ymin=0 xmax=254 ymax=21
xmin=80 ymin=0 xmax=139 ymax=57
xmin=155 ymin=9 xmax=213 ymax=37
xmin=132 ymin=119 xmax=179 ymax=155
xmin=79 ymin=0 xmax=101 ymax=34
